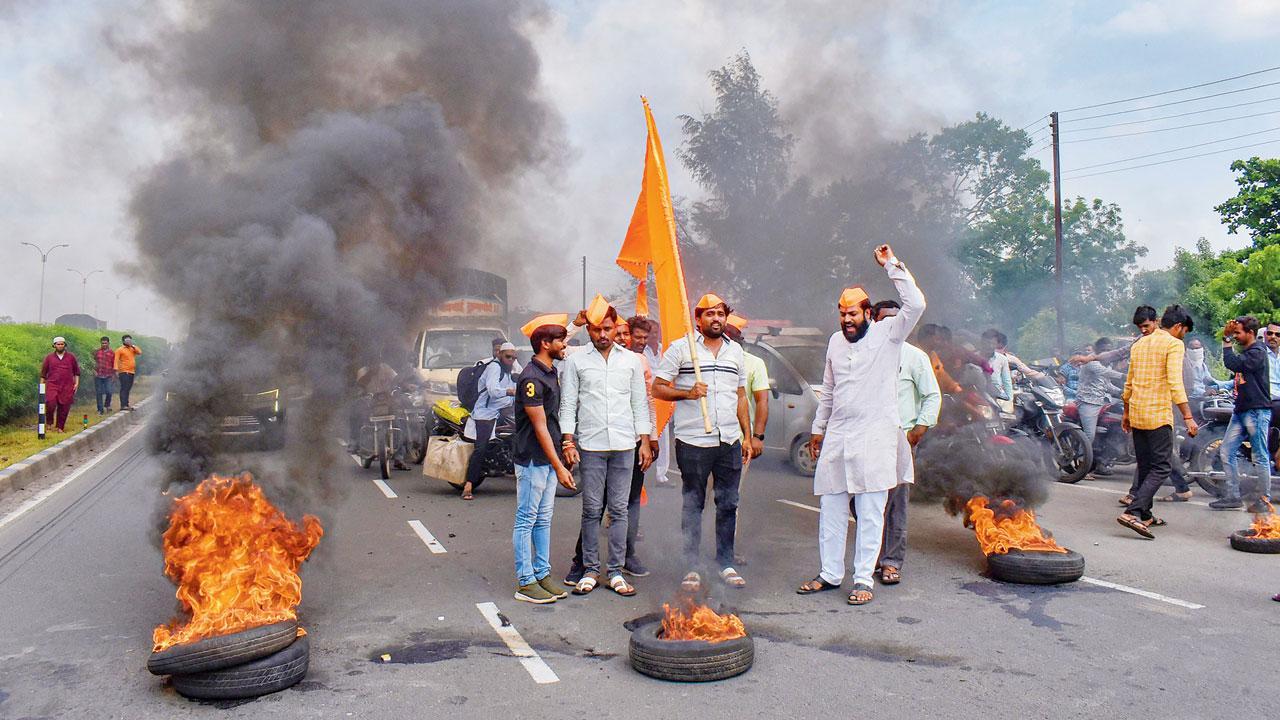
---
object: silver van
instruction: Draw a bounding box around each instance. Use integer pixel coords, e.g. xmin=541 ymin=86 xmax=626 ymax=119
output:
xmin=743 ymin=330 xmax=827 ymax=476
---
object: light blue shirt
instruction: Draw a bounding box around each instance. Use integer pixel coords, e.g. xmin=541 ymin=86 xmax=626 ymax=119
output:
xmin=559 ymin=343 xmax=652 ymax=451
xmin=471 ymin=360 xmax=515 ymax=421
xmin=899 ymin=343 xmax=941 ymax=430
xmin=1267 ymin=345 xmax=1280 ymax=399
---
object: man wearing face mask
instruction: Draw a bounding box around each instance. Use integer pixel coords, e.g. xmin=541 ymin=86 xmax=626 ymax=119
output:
xmin=796 ymin=244 xmax=925 ymax=606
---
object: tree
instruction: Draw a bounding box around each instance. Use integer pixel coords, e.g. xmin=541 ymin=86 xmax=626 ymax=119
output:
xmin=1214 ymin=157 xmax=1280 ymax=248
xmin=1203 ymin=243 xmax=1280 ymax=326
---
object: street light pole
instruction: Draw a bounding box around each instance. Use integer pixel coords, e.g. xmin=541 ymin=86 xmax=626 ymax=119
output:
xmin=113 ymin=289 xmax=127 ymax=327
xmin=66 ymin=268 xmax=103 ymax=316
xmin=19 ymin=242 xmax=70 ymax=323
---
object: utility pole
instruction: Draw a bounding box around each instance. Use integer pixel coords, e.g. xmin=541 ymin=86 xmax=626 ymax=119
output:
xmin=581 ymin=255 xmax=587 ymax=309
xmin=19 ymin=242 xmax=70 ymax=323
xmin=66 ymin=268 xmax=103 ymax=315
xmin=1050 ymin=111 xmax=1065 ymax=357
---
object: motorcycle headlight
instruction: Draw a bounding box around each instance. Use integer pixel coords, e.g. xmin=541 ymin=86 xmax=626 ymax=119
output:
xmin=428 ymin=381 xmax=451 ymax=394
xmin=976 ymin=405 xmax=994 ymax=420
xmin=1042 ymin=388 xmax=1065 ymax=406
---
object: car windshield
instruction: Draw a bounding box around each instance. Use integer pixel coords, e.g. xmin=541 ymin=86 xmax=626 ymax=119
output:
xmin=773 ymin=344 xmax=826 ymax=386
xmin=422 ymin=331 xmax=497 ymax=369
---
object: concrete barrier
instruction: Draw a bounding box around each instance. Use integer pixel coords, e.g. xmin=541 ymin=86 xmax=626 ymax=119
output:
xmin=0 ymin=399 xmax=149 ymax=499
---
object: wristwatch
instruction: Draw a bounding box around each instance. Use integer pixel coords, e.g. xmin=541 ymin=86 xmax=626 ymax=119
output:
xmin=752 ymin=433 xmax=765 ymax=441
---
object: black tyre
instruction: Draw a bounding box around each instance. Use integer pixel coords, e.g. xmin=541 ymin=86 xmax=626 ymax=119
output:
xmin=790 ymin=436 xmax=816 ymax=477
xmin=1189 ymin=430 xmax=1226 ymax=498
xmin=1052 ymin=427 xmax=1092 ymax=484
xmin=628 ymin=621 xmax=753 ymax=682
xmin=171 ymin=634 xmax=309 ymax=700
xmin=360 ymin=453 xmax=375 ymax=469
xmin=986 ymin=549 xmax=1085 ymax=585
xmin=1230 ymin=529 xmax=1280 ymax=554
xmin=147 ymin=621 xmax=298 ymax=676
xmin=378 ymin=432 xmax=391 ymax=480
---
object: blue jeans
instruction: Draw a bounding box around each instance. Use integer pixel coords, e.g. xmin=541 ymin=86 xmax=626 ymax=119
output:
xmin=94 ymin=376 xmax=114 ymax=413
xmin=513 ymin=461 xmax=558 ymax=586
xmin=1220 ymin=408 xmax=1272 ymax=502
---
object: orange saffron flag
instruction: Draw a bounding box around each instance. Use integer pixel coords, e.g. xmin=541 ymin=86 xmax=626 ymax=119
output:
xmin=616 ymin=97 xmax=699 ymax=437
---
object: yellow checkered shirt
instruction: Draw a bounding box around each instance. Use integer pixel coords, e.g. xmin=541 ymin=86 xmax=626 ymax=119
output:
xmin=1121 ymin=328 xmax=1188 ymax=430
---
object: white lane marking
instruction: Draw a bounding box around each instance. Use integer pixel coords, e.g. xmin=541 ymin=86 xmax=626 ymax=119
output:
xmin=407 ymin=520 xmax=447 ymax=554
xmin=777 ymin=500 xmax=1205 ymax=610
xmin=776 ymin=498 xmax=855 ymax=524
xmin=1080 ymin=576 xmax=1205 ymax=610
xmin=476 ymin=601 xmax=559 ymax=685
xmin=372 ymin=479 xmax=397 ymax=498
xmin=0 ymin=423 xmax=146 ymax=533
xmin=350 ymin=454 xmax=364 ymax=467
xmin=1057 ymin=481 xmax=1210 ymax=507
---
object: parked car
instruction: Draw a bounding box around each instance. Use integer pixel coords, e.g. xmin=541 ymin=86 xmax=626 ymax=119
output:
xmin=743 ymin=330 xmax=826 ymax=476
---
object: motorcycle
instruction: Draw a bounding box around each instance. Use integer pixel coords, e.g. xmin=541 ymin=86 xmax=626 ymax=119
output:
xmin=430 ymin=399 xmax=515 ymax=482
xmin=1185 ymin=394 xmax=1280 ymax=498
xmin=1009 ymin=373 xmax=1092 ymax=483
xmin=1062 ymin=399 xmax=1133 ymax=472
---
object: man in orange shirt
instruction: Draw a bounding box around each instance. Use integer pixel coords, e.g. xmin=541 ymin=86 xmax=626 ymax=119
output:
xmin=114 ymin=334 xmax=142 ymax=411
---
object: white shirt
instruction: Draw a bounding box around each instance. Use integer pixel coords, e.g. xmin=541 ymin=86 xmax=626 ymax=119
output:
xmin=812 ymin=261 xmax=925 ymax=495
xmin=655 ymin=334 xmax=747 ymax=447
xmin=559 ymin=343 xmax=652 ymax=452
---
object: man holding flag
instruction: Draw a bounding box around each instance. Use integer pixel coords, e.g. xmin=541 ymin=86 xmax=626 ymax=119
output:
xmin=653 ymin=294 xmax=759 ymax=589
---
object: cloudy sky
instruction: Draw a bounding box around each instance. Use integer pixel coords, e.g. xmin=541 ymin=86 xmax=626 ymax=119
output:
xmin=1 ymin=0 xmax=1277 ymax=338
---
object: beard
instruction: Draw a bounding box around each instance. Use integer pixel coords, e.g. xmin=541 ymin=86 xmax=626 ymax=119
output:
xmin=841 ymin=319 xmax=870 ymax=343
xmin=702 ymin=325 xmax=724 ymax=339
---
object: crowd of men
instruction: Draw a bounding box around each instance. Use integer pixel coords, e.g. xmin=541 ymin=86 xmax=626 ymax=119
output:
xmin=38 ymin=334 xmax=142 ymax=432
xmin=504 ymin=244 xmax=932 ymax=606
xmin=443 ymin=243 xmax=1277 ymax=606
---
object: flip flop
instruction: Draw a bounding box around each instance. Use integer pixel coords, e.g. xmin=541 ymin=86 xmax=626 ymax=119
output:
xmin=462 ymin=492 xmax=474 ymax=501
xmin=719 ymin=567 xmax=746 ymax=588
xmin=1157 ymin=493 xmax=1191 ymax=503
xmin=608 ymin=575 xmax=636 ymax=597
xmin=797 ymin=576 xmax=841 ymax=594
xmin=848 ymin=583 xmax=874 ymax=605
xmin=573 ymin=574 xmax=599 ymax=595
xmin=1118 ymin=495 xmax=1134 ymax=506
xmin=880 ymin=566 xmax=901 ymax=585
xmin=1117 ymin=514 xmax=1154 ymax=539
xmin=1149 ymin=517 xmax=1167 ymax=527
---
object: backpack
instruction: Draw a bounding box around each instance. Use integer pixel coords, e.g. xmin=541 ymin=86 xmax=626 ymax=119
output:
xmin=457 ymin=359 xmax=494 ymax=412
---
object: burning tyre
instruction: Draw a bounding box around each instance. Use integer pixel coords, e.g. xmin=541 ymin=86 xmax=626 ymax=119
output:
xmin=1230 ymin=529 xmax=1280 ymax=553
xmin=965 ymin=497 xmax=1084 ymax=585
xmin=987 ymin=548 xmax=1085 ymax=584
xmin=629 ymin=621 xmax=754 ymax=682
xmin=171 ymin=635 xmax=310 ymax=700
xmin=629 ymin=599 xmax=753 ymax=682
xmin=148 ymin=620 xmax=299 ymax=676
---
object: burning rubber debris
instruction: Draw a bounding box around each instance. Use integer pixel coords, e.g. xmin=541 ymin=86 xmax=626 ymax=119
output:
xmin=1230 ymin=504 xmax=1280 ymax=554
xmin=962 ymin=496 xmax=1084 ymax=585
xmin=148 ymin=474 xmax=322 ymax=700
xmin=629 ymin=585 xmax=754 ymax=682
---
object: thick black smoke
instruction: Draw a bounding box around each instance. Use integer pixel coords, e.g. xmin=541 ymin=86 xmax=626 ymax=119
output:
xmin=913 ymin=432 xmax=1053 ymax=511
xmin=120 ymin=0 xmax=560 ymax=492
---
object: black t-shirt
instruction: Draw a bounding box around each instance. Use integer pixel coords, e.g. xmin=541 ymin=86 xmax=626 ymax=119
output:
xmin=513 ymin=357 xmax=562 ymax=466
xmin=1224 ymin=342 xmax=1271 ymax=413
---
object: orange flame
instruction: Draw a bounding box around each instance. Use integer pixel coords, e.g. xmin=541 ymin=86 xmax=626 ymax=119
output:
xmin=1250 ymin=500 xmax=1280 ymax=539
xmin=660 ymin=600 xmax=746 ymax=643
xmin=964 ymin=496 xmax=1066 ymax=556
xmin=152 ymin=473 xmax=323 ymax=652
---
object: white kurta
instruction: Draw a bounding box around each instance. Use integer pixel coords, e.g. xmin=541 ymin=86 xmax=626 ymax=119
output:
xmin=811 ymin=261 xmax=925 ymax=496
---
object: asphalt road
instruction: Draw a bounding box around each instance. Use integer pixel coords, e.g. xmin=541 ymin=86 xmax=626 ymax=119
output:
xmin=0 ymin=427 xmax=1276 ymax=719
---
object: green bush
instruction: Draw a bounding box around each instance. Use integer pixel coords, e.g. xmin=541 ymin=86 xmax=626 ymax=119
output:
xmin=0 ymin=323 xmax=169 ymax=423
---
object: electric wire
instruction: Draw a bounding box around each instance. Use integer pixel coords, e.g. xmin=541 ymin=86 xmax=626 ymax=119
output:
xmin=1019 ymin=114 xmax=1049 ymax=131
xmin=1063 ymin=108 xmax=1280 ymax=143
xmin=1059 ymin=65 xmax=1280 ymax=113
xmin=1063 ymin=127 xmax=1280 ymax=174
xmin=1064 ymin=95 xmax=1280 ymax=132
xmin=1064 ymin=79 xmax=1280 ymax=122
xmin=1062 ymin=139 xmax=1280 ymax=180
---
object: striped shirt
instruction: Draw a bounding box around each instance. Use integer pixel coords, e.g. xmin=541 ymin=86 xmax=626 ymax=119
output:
xmin=654 ymin=334 xmax=747 ymax=447
xmin=1121 ymin=328 xmax=1188 ymax=430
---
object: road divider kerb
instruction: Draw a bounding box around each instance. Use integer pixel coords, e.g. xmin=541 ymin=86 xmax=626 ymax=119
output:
xmin=0 ymin=400 xmax=149 ymax=502
xmin=476 ymin=601 xmax=559 ymax=685
xmin=408 ymin=520 xmax=447 ymax=553
xmin=0 ymin=422 xmax=146 ymax=533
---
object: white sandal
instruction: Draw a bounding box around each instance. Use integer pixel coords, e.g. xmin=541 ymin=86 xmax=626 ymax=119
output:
xmin=720 ymin=567 xmax=746 ymax=588
xmin=573 ymin=574 xmax=598 ymax=595
xmin=608 ymin=574 xmax=636 ymax=596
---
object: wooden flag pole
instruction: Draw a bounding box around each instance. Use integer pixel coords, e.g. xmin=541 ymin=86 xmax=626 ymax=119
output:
xmin=686 ymin=329 xmax=714 ymax=434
